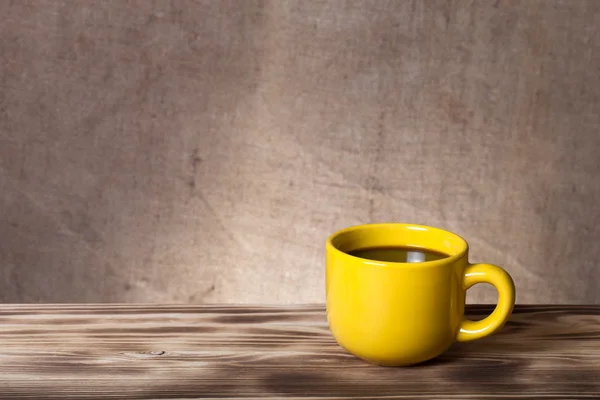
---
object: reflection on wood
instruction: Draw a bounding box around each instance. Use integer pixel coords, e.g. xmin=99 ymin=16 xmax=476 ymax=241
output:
xmin=0 ymin=305 xmax=598 ymax=399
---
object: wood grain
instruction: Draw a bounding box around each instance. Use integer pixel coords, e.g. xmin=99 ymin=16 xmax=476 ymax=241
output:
xmin=0 ymin=305 xmax=598 ymax=399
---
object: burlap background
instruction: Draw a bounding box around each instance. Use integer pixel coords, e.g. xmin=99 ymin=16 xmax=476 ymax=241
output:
xmin=1 ymin=0 xmax=599 ymax=304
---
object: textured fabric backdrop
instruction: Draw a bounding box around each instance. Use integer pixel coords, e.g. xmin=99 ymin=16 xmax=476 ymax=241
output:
xmin=1 ymin=0 xmax=599 ymax=304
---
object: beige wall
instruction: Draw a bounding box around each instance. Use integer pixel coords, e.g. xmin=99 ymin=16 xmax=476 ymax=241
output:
xmin=1 ymin=0 xmax=599 ymax=304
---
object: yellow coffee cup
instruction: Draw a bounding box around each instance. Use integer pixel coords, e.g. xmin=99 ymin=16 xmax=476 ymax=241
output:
xmin=325 ymin=223 xmax=515 ymax=366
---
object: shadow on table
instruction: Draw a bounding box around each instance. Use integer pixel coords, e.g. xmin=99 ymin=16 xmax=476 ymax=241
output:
xmin=87 ymin=306 xmax=597 ymax=399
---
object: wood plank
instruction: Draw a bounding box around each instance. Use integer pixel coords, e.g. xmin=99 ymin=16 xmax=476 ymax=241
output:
xmin=0 ymin=305 xmax=598 ymax=399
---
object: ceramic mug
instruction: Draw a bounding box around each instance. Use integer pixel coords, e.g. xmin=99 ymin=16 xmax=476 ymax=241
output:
xmin=325 ymin=223 xmax=515 ymax=366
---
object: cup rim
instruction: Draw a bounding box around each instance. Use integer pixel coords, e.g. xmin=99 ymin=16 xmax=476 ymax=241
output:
xmin=326 ymin=222 xmax=469 ymax=268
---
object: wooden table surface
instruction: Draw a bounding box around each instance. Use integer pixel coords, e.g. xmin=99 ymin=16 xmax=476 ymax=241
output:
xmin=0 ymin=305 xmax=599 ymax=399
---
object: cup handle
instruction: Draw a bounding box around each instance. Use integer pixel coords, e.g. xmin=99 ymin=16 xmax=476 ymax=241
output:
xmin=456 ymin=263 xmax=516 ymax=342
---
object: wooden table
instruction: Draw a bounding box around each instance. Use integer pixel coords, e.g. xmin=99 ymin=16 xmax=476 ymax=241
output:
xmin=0 ymin=305 xmax=598 ymax=399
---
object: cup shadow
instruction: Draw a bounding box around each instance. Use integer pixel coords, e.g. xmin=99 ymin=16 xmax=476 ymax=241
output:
xmin=412 ymin=304 xmax=581 ymax=368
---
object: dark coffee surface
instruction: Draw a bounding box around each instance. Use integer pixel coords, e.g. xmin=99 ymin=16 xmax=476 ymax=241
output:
xmin=348 ymin=246 xmax=450 ymax=263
